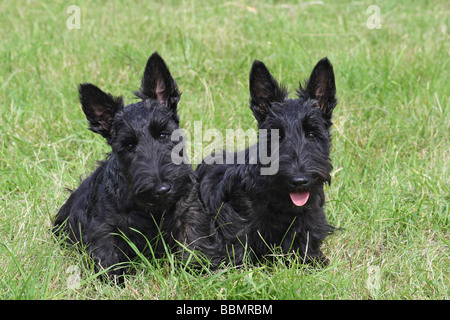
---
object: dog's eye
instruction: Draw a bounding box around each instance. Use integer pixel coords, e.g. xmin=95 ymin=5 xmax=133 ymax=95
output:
xmin=124 ymin=139 xmax=137 ymax=151
xmin=307 ymin=132 xmax=316 ymax=139
xmin=126 ymin=142 xmax=136 ymax=151
xmin=159 ymin=132 xmax=170 ymax=140
xmin=274 ymin=129 xmax=284 ymax=141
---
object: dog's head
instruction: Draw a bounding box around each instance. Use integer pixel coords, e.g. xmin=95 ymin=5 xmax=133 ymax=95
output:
xmin=78 ymin=52 xmax=192 ymax=208
xmin=248 ymin=58 xmax=337 ymax=210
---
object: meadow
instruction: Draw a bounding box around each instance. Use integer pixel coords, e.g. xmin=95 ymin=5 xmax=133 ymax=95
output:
xmin=0 ymin=0 xmax=448 ymax=299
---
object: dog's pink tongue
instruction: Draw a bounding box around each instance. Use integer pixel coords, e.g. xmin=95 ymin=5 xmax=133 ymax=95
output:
xmin=289 ymin=191 xmax=310 ymax=207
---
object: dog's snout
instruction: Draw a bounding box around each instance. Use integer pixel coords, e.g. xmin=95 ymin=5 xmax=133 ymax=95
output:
xmin=290 ymin=175 xmax=309 ymax=187
xmin=153 ymin=183 xmax=171 ymax=198
xmin=135 ymin=182 xmax=171 ymax=201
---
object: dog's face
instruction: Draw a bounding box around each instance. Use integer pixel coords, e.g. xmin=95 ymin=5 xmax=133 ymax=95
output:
xmin=109 ymin=100 xmax=192 ymax=208
xmin=249 ymin=58 xmax=337 ymax=210
xmin=79 ymin=52 xmax=192 ymax=208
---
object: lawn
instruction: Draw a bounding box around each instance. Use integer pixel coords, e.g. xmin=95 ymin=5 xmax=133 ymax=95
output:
xmin=0 ymin=0 xmax=448 ymax=299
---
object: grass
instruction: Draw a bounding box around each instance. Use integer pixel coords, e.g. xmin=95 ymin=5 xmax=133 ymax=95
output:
xmin=0 ymin=0 xmax=448 ymax=299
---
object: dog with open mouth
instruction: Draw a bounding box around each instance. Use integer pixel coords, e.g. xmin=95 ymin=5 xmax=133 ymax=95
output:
xmin=197 ymin=57 xmax=337 ymax=266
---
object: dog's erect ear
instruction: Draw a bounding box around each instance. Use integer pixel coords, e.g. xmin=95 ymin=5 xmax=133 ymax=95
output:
xmin=249 ymin=60 xmax=288 ymax=122
xmin=79 ymin=83 xmax=124 ymax=138
xmin=297 ymin=57 xmax=336 ymax=120
xmin=138 ymin=51 xmax=181 ymax=111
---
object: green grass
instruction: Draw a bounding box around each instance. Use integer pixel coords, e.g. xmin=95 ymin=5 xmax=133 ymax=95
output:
xmin=0 ymin=0 xmax=448 ymax=299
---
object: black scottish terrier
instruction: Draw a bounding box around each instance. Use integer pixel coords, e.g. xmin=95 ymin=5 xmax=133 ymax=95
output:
xmin=53 ymin=52 xmax=217 ymax=281
xmin=197 ymin=58 xmax=337 ymax=266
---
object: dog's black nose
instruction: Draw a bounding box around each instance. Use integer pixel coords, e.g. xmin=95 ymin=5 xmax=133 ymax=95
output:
xmin=290 ymin=176 xmax=309 ymax=187
xmin=153 ymin=183 xmax=171 ymax=198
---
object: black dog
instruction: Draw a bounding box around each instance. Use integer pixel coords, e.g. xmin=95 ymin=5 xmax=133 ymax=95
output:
xmin=53 ymin=52 xmax=217 ymax=281
xmin=197 ymin=58 xmax=337 ymax=266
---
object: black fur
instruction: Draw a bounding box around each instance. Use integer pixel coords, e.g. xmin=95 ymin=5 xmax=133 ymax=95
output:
xmin=53 ymin=52 xmax=217 ymax=282
xmin=197 ymin=58 xmax=337 ymax=266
